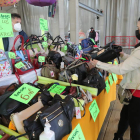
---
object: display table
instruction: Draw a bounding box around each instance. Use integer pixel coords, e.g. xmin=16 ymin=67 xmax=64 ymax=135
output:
xmin=62 ymin=77 xmax=117 ymax=140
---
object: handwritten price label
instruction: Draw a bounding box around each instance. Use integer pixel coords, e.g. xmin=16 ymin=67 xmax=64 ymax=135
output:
xmin=40 ymin=18 xmax=48 ymax=31
xmin=8 ymin=52 xmax=16 ymax=59
xmin=38 ymin=56 xmax=45 ymax=63
xmin=105 ymin=80 xmax=110 ymax=93
xmin=0 ymin=13 xmax=13 ymax=38
xmin=112 ymin=73 xmax=117 ymax=83
xmin=10 ymin=84 xmax=40 ymax=104
xmin=89 ymin=100 xmax=100 ymax=122
xmin=48 ymin=84 xmax=66 ymax=95
xmin=42 ymin=42 xmax=48 ymax=48
xmin=75 ymin=107 xmax=81 ymax=119
xmin=109 ymin=74 xmax=113 ymax=85
xmin=68 ymin=124 xmax=85 ymax=140
xmin=15 ymin=62 xmax=25 ymax=69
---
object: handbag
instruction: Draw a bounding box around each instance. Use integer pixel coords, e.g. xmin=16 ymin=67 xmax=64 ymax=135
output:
xmin=10 ymin=100 xmax=44 ymax=134
xmin=82 ymin=68 xmax=106 ymax=95
xmin=41 ymin=63 xmax=60 ymax=80
xmin=118 ymin=83 xmax=140 ymax=105
xmin=81 ymin=38 xmax=95 ymax=49
xmin=90 ymin=41 xmax=122 ymax=63
xmin=0 ymin=49 xmax=12 ymax=78
xmin=10 ymin=35 xmax=33 ymax=74
xmin=0 ymin=83 xmax=30 ymax=126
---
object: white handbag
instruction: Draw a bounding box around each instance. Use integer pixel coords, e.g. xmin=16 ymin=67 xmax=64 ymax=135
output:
xmin=10 ymin=100 xmax=44 ymax=134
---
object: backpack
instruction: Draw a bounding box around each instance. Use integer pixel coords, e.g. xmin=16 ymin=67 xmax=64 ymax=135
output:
xmin=81 ymin=38 xmax=95 ymax=49
xmin=0 ymin=49 xmax=12 ymax=78
xmin=26 ymin=0 xmax=56 ymax=6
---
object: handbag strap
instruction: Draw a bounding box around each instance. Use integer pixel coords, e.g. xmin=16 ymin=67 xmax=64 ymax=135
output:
xmin=11 ymin=35 xmax=24 ymax=52
xmin=5 ymin=83 xmax=18 ymax=92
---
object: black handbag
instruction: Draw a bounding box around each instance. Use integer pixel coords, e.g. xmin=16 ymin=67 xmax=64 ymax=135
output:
xmin=23 ymin=95 xmax=75 ymax=140
xmin=0 ymin=83 xmax=29 ymax=126
xmin=82 ymin=68 xmax=106 ymax=95
xmin=90 ymin=41 xmax=122 ymax=63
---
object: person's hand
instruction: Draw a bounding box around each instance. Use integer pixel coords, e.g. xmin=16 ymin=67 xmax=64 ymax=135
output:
xmin=88 ymin=59 xmax=99 ymax=69
xmin=120 ymin=52 xmax=124 ymax=57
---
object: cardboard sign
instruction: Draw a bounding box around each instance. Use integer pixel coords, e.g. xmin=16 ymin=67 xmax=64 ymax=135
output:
xmin=48 ymin=84 xmax=66 ymax=95
xmin=112 ymin=73 xmax=118 ymax=83
xmin=79 ymin=45 xmax=82 ymax=50
xmin=38 ymin=56 xmax=45 ymax=62
xmin=68 ymin=124 xmax=85 ymax=140
xmin=89 ymin=100 xmax=100 ymax=122
xmin=40 ymin=18 xmax=48 ymax=31
xmin=109 ymin=74 xmax=113 ymax=85
xmin=42 ymin=42 xmax=48 ymax=48
xmin=105 ymin=80 xmax=110 ymax=93
xmin=10 ymin=84 xmax=40 ymax=104
xmin=8 ymin=52 xmax=16 ymax=59
xmin=44 ymin=36 xmax=47 ymax=41
xmin=15 ymin=62 xmax=25 ymax=69
xmin=0 ymin=13 xmax=13 ymax=38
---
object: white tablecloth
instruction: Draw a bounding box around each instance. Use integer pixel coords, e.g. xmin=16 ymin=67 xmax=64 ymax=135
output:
xmin=0 ymin=69 xmax=41 ymax=86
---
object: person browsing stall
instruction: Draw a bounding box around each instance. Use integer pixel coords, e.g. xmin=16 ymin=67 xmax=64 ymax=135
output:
xmin=88 ymin=18 xmax=140 ymax=140
xmin=2 ymin=13 xmax=28 ymax=51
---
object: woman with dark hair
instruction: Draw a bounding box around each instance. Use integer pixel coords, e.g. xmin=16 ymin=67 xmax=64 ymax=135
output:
xmin=89 ymin=27 xmax=96 ymax=40
xmin=89 ymin=19 xmax=140 ymax=140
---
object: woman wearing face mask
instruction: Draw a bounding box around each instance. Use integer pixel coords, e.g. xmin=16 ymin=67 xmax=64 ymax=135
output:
xmin=89 ymin=18 xmax=140 ymax=140
xmin=3 ymin=13 xmax=28 ymax=51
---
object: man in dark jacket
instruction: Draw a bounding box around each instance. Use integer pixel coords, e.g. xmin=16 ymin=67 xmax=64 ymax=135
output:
xmin=3 ymin=13 xmax=28 ymax=51
xmin=89 ymin=27 xmax=96 ymax=40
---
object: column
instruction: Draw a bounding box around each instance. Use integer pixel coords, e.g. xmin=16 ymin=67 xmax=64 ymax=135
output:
xmin=70 ymin=0 xmax=79 ymax=44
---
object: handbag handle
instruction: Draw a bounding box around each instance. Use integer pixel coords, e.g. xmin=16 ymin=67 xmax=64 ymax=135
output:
xmin=5 ymin=83 xmax=18 ymax=93
xmin=11 ymin=35 xmax=24 ymax=52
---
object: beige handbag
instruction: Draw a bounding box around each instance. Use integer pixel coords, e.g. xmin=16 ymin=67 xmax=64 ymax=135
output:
xmin=10 ymin=100 xmax=44 ymax=134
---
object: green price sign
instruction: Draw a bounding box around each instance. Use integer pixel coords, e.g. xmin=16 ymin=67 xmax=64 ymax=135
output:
xmin=0 ymin=135 xmax=3 ymax=139
xmin=112 ymin=73 xmax=118 ymax=83
xmin=48 ymin=84 xmax=66 ymax=95
xmin=15 ymin=62 xmax=25 ymax=69
xmin=10 ymin=84 xmax=40 ymax=104
xmin=114 ymin=61 xmax=118 ymax=65
xmin=79 ymin=45 xmax=82 ymax=50
xmin=0 ymin=13 xmax=13 ymax=38
xmin=42 ymin=42 xmax=48 ymax=48
xmin=89 ymin=100 xmax=100 ymax=122
xmin=109 ymin=74 xmax=113 ymax=85
xmin=68 ymin=124 xmax=85 ymax=140
xmin=44 ymin=36 xmax=47 ymax=41
xmin=64 ymin=45 xmax=68 ymax=51
xmin=8 ymin=52 xmax=16 ymax=59
xmin=105 ymin=80 xmax=110 ymax=93
xmin=40 ymin=18 xmax=48 ymax=31
xmin=38 ymin=56 xmax=45 ymax=62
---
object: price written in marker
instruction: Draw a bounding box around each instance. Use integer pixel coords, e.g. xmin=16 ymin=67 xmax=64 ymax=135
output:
xmin=40 ymin=18 xmax=48 ymax=31
xmin=0 ymin=13 xmax=13 ymax=38
xmin=15 ymin=62 xmax=25 ymax=69
xmin=42 ymin=42 xmax=48 ymax=48
xmin=48 ymin=84 xmax=66 ymax=95
xmin=89 ymin=100 xmax=100 ymax=122
xmin=68 ymin=124 xmax=85 ymax=140
xmin=38 ymin=56 xmax=45 ymax=62
xmin=109 ymin=74 xmax=114 ymax=85
xmin=8 ymin=52 xmax=16 ymax=59
xmin=105 ymin=80 xmax=110 ymax=93
xmin=10 ymin=84 xmax=40 ymax=104
xmin=64 ymin=45 xmax=68 ymax=51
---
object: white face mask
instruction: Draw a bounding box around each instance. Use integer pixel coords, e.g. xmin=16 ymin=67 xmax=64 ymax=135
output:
xmin=14 ymin=23 xmax=22 ymax=32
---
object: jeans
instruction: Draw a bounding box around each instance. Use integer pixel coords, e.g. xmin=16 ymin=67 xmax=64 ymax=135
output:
xmin=116 ymin=96 xmax=140 ymax=140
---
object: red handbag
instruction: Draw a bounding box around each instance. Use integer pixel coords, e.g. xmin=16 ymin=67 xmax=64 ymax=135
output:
xmin=11 ymin=35 xmax=33 ymax=74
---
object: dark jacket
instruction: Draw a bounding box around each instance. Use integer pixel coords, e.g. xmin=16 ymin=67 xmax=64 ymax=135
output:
xmin=2 ymin=30 xmax=28 ymax=51
xmin=89 ymin=30 xmax=96 ymax=40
